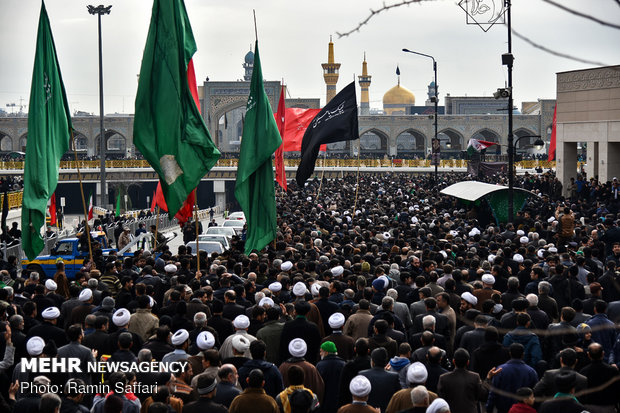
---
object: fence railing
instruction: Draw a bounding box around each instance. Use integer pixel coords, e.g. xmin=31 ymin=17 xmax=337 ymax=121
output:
xmin=0 ymin=159 xmax=558 ymax=171
xmin=7 ymin=207 xmax=218 ymax=263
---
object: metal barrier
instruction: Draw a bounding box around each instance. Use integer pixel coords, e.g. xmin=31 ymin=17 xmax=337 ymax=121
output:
xmin=0 ymin=158 xmax=561 ymax=170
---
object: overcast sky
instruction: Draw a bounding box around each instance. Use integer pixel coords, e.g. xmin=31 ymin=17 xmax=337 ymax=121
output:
xmin=1 ymin=0 xmax=619 ymax=115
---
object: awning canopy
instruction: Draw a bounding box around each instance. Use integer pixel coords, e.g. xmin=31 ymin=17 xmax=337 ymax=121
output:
xmin=440 ymin=180 xmax=533 ymax=202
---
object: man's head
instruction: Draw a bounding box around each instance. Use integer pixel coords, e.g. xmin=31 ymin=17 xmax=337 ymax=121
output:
xmin=410 ymin=385 xmax=429 ymax=408
xmin=370 ymin=347 xmax=388 ymax=368
xmin=247 ymin=369 xmax=265 ymax=389
xmin=452 ymin=348 xmax=470 ymax=369
xmin=218 ymin=364 xmax=238 ymax=386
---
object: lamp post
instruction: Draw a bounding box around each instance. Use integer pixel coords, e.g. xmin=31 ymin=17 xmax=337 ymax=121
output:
xmin=502 ymin=0 xmax=516 ymax=222
xmin=88 ymin=4 xmax=112 ymax=207
xmin=402 ymin=48 xmax=438 ymax=184
xmin=513 ymin=135 xmax=544 ymax=158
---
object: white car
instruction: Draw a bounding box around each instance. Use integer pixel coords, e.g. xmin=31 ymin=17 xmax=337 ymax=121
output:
xmin=228 ymin=211 xmax=246 ymax=221
xmin=185 ymin=241 xmax=223 ymax=255
xmin=205 ymin=226 xmax=236 ymax=238
xmin=222 ymin=219 xmax=244 ymax=235
xmin=197 ymin=234 xmax=230 ymax=250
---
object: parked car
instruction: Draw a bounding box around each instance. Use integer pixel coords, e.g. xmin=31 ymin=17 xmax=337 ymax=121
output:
xmin=222 ymin=219 xmax=244 ymax=235
xmin=185 ymin=240 xmax=223 ymax=255
xmin=205 ymin=226 xmax=236 ymax=238
xmin=228 ymin=211 xmax=246 ymax=221
xmin=197 ymin=234 xmax=230 ymax=250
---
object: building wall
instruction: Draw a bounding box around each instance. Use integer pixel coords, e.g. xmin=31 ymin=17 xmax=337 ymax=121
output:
xmin=556 ymin=66 xmax=620 ymax=189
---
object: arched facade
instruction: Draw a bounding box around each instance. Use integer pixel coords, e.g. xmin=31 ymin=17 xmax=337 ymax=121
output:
xmin=359 ymin=128 xmax=388 ymax=154
xmin=95 ymin=130 xmax=127 ymax=157
xmin=0 ymin=134 xmax=12 ymax=152
xmin=395 ymin=129 xmax=425 ymax=157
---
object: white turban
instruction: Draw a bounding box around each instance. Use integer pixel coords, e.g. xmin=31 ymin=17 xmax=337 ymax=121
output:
xmin=513 ymin=253 xmax=524 ymax=263
xmin=481 ymin=274 xmax=496 ymax=285
xmin=232 ymin=335 xmax=250 ymax=353
xmin=268 ymin=282 xmax=282 ymax=292
xmin=45 ymin=279 xmax=57 ymax=291
xmin=328 ymin=312 xmax=345 ymax=329
xmin=407 ymin=361 xmax=428 ymax=384
xmin=27 ymin=336 xmax=45 ymax=356
xmin=288 ymin=338 xmax=307 ymax=357
xmin=259 ymin=297 xmax=275 ymax=308
xmin=165 ymin=264 xmax=177 ymax=273
xmin=281 ymin=261 xmax=293 ymax=271
xmin=293 ymin=282 xmax=307 ymax=297
xmin=349 ymin=375 xmax=371 ymax=397
xmin=233 ymin=315 xmax=250 ymax=329
xmin=171 ymin=329 xmax=189 ymax=346
xmin=331 ymin=266 xmax=344 ymax=277
xmin=42 ymin=306 xmax=60 ymax=320
xmin=112 ymin=308 xmax=130 ymax=326
xmin=461 ymin=292 xmax=478 ymax=306
xmin=79 ymin=288 xmax=93 ymax=302
xmin=196 ymin=331 xmax=215 ymax=350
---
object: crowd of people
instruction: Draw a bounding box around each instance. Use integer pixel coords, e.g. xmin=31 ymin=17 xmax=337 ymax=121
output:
xmin=0 ymin=170 xmax=618 ymax=413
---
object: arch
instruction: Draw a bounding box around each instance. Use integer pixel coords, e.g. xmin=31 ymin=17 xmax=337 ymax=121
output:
xmin=471 ymin=128 xmax=501 ymax=143
xmin=359 ymin=128 xmax=389 ymax=154
xmin=395 ymin=129 xmax=426 ymax=156
xmin=0 ymin=133 xmax=12 ymax=152
xmin=437 ymin=128 xmax=464 ymax=151
xmin=70 ymin=132 xmax=88 ymax=151
xmin=217 ymin=105 xmax=246 ymax=151
xmin=19 ymin=134 xmax=27 ymax=152
xmin=514 ymin=128 xmax=538 ymax=150
xmin=95 ymin=129 xmax=127 ymax=157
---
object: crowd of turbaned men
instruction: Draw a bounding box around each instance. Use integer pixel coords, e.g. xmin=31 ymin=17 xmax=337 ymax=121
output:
xmin=0 ymin=170 xmax=619 ymax=413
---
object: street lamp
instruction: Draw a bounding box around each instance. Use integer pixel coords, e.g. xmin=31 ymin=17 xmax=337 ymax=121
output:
xmin=402 ymin=48 xmax=438 ymax=184
xmin=88 ymin=4 xmax=112 ymax=207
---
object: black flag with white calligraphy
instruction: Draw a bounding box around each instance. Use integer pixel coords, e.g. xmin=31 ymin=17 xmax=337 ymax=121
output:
xmin=296 ymin=81 xmax=359 ymax=186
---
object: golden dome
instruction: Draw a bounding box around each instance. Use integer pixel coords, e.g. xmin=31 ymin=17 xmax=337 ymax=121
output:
xmin=383 ymin=84 xmax=415 ymax=106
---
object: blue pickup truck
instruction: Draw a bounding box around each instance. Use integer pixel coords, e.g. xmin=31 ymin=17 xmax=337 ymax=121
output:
xmin=22 ymin=232 xmax=115 ymax=279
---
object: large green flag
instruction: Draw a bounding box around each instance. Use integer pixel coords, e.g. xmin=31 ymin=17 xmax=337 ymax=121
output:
xmin=235 ymin=41 xmax=282 ymax=255
xmin=22 ymin=1 xmax=72 ymax=260
xmin=134 ymin=0 xmax=220 ymax=218
xmin=115 ymin=190 xmax=121 ymax=216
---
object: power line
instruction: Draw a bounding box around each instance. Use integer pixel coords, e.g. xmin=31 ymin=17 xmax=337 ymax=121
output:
xmin=512 ymin=28 xmax=610 ymax=67
xmin=542 ymin=0 xmax=620 ymax=30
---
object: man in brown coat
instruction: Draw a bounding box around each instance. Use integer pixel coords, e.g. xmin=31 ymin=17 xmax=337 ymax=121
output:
xmin=279 ymin=338 xmax=325 ymax=404
xmin=344 ymin=299 xmax=373 ymax=341
xmin=229 ymin=369 xmax=278 ymax=413
xmin=473 ymin=274 xmax=501 ymax=311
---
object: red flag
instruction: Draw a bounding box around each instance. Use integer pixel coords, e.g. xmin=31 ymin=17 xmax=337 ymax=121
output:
xmin=175 ymin=188 xmax=195 ymax=225
xmin=548 ymin=105 xmax=557 ymax=161
xmin=279 ymin=108 xmax=324 ymax=152
xmin=49 ymin=193 xmax=56 ymax=225
xmin=152 ymin=181 xmax=195 ymax=225
xmin=274 ymin=85 xmax=287 ymax=190
xmin=152 ymin=182 xmax=169 ymax=212
xmin=88 ymin=192 xmax=93 ymax=220
xmin=187 ymin=59 xmax=201 ymax=112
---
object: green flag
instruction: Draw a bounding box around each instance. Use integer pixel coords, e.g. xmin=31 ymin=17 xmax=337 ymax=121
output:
xmin=235 ymin=41 xmax=282 ymax=255
xmin=115 ymin=190 xmax=121 ymax=216
xmin=133 ymin=0 xmax=220 ymax=218
xmin=22 ymin=1 xmax=72 ymax=260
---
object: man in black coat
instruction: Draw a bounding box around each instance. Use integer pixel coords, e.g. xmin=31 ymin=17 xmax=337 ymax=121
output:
xmin=279 ymin=300 xmax=322 ymax=364
xmin=539 ymin=371 xmax=589 ymax=413
xmin=411 ymin=297 xmax=451 ymax=341
xmin=182 ymin=375 xmax=228 ymax=413
xmin=579 ymin=342 xmax=620 ymax=412
xmin=470 ymin=326 xmax=510 ymax=380
xmin=359 ymin=347 xmax=401 ymax=413
xmin=27 ymin=307 xmax=67 ymax=347
xmin=338 ymin=338 xmax=372 ymax=407
xmin=316 ymin=341 xmax=346 ymax=413
xmin=533 ymin=348 xmax=587 ymax=398
xmin=437 ymin=348 xmax=488 ymax=413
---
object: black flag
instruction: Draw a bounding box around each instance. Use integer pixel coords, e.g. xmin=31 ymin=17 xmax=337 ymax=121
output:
xmin=296 ymin=82 xmax=359 ymax=186
xmin=396 ymin=65 xmax=400 ymax=76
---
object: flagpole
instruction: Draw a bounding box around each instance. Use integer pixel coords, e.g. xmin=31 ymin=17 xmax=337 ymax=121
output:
xmin=353 ymin=145 xmax=361 ymax=215
xmin=194 ymin=192 xmax=200 ymax=273
xmin=154 ymin=205 xmax=160 ymax=251
xmin=70 ymin=131 xmax=93 ymax=264
xmin=316 ymin=150 xmax=327 ymax=201
xmin=253 ymin=9 xmax=258 ymax=41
